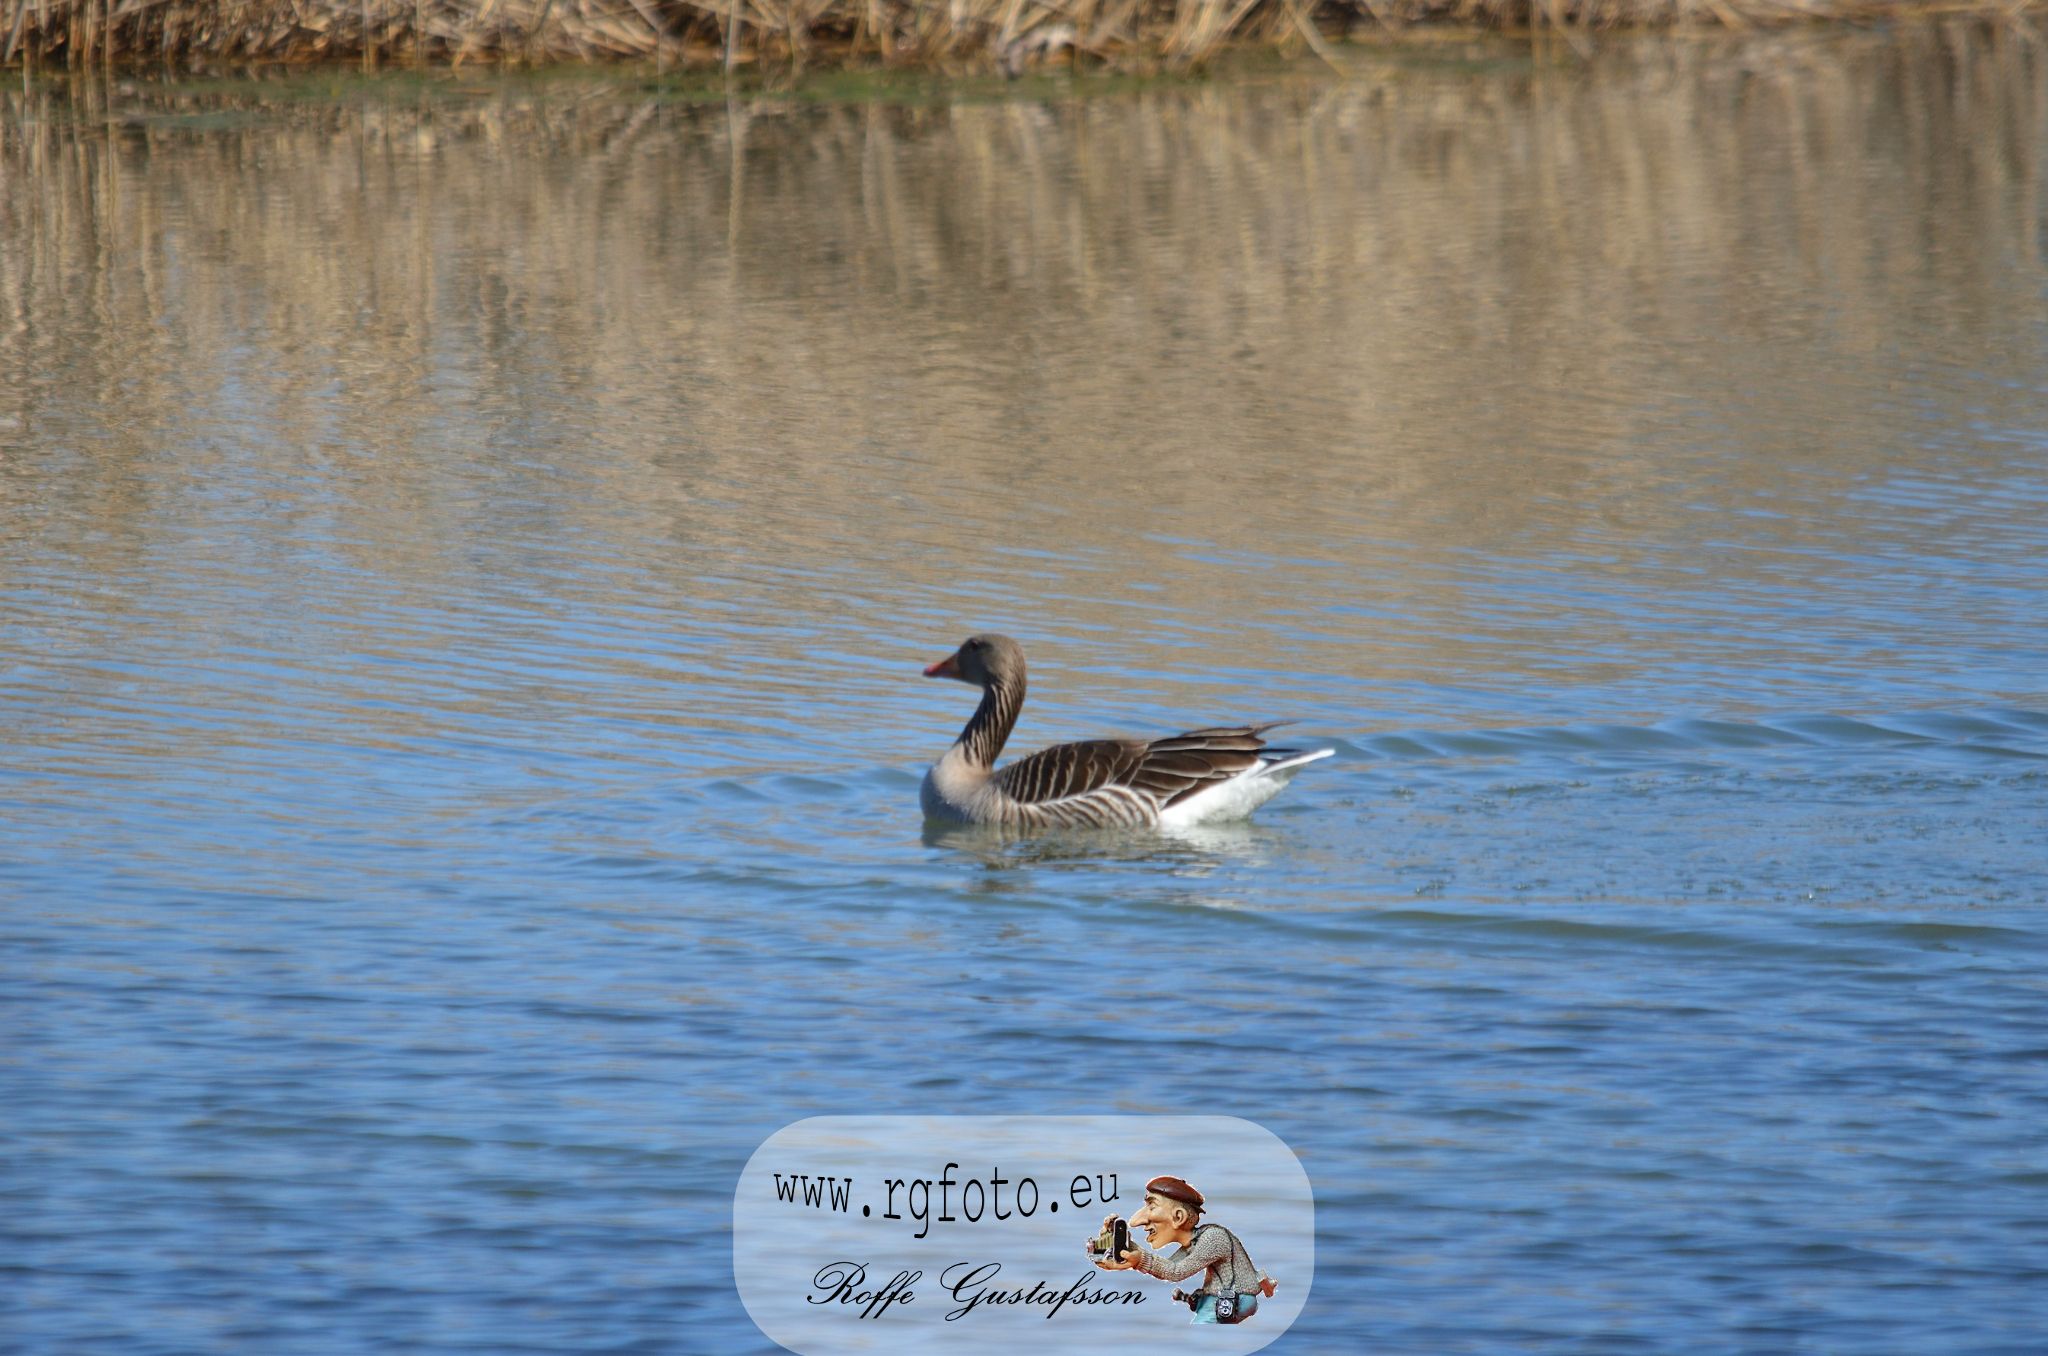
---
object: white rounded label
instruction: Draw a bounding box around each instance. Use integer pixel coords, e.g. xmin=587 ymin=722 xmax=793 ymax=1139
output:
xmin=734 ymin=1115 xmax=1313 ymax=1353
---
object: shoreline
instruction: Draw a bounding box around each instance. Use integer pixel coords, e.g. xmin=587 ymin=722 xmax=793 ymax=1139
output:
xmin=3 ymin=0 xmax=2040 ymax=75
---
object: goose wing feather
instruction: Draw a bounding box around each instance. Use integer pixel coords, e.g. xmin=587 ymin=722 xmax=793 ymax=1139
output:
xmin=990 ymin=739 xmax=1148 ymax=806
xmin=991 ymin=723 xmax=1292 ymax=809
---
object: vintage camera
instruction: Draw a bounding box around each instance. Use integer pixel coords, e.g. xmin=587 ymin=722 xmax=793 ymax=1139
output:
xmin=1214 ymin=1294 xmax=1237 ymax=1320
xmin=1087 ymin=1216 xmax=1130 ymax=1260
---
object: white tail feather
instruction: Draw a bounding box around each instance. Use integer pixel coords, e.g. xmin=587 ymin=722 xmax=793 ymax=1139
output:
xmin=1155 ymin=747 xmax=1336 ymax=828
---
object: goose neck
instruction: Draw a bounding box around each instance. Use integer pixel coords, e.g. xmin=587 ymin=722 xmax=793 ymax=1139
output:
xmin=959 ymin=676 xmax=1025 ymax=769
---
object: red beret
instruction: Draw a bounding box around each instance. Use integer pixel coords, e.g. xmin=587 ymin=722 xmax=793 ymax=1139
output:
xmin=1144 ymin=1176 xmax=1204 ymax=1210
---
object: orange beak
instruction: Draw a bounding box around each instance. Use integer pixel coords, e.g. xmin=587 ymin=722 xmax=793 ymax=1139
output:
xmin=923 ymin=653 xmax=960 ymax=679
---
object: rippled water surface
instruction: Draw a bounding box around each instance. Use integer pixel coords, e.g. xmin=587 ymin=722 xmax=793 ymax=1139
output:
xmin=5 ymin=25 xmax=2048 ymax=1354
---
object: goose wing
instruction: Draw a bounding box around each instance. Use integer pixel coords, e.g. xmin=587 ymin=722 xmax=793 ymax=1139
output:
xmin=990 ymin=739 xmax=1149 ymax=806
xmin=1129 ymin=722 xmax=1292 ymax=808
xmin=992 ymin=722 xmax=1292 ymax=809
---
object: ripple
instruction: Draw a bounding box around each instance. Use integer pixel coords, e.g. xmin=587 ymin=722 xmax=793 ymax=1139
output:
xmin=8 ymin=36 xmax=2048 ymax=1356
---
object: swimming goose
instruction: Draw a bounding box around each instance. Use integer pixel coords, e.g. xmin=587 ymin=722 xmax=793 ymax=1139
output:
xmin=919 ymin=634 xmax=1333 ymax=830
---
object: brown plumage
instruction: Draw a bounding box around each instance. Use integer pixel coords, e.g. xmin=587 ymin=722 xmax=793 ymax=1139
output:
xmin=995 ymin=727 xmax=1291 ymax=808
xmin=918 ymin=634 xmax=1331 ymax=830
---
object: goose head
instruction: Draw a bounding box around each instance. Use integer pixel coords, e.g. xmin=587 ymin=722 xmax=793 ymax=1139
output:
xmin=923 ymin=633 xmax=1026 ymax=688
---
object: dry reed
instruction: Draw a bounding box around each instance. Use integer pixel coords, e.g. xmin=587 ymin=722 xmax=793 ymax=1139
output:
xmin=3 ymin=0 xmax=2042 ymax=72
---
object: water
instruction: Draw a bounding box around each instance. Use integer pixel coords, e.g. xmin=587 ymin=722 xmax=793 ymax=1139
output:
xmin=5 ymin=24 xmax=2048 ymax=1354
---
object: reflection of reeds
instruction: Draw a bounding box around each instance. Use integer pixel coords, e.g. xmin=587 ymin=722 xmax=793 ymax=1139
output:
xmin=1 ymin=0 xmax=2039 ymax=71
xmin=3 ymin=21 xmax=2040 ymax=580
xmin=1 ymin=23 xmax=2039 ymax=735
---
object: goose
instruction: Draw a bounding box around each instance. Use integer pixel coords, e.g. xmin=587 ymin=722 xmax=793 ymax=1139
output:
xmin=919 ymin=634 xmax=1333 ymax=830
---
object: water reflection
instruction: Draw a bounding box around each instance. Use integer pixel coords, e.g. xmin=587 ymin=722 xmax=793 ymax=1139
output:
xmin=923 ymin=816 xmax=1281 ymax=869
xmin=4 ymin=24 xmax=2046 ymax=748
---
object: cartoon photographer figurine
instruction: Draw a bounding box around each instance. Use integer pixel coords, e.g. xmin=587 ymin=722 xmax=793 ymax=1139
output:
xmin=1090 ymin=1175 xmax=1276 ymax=1325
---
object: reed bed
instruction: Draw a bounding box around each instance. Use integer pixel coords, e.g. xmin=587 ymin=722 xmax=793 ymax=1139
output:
xmin=4 ymin=0 xmax=2040 ymax=72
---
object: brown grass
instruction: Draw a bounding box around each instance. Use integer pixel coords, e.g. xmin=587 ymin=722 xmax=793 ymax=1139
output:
xmin=4 ymin=0 xmax=2043 ymax=72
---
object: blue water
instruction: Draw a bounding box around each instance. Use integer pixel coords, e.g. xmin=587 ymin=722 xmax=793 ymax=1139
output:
xmin=5 ymin=28 xmax=2048 ymax=1354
